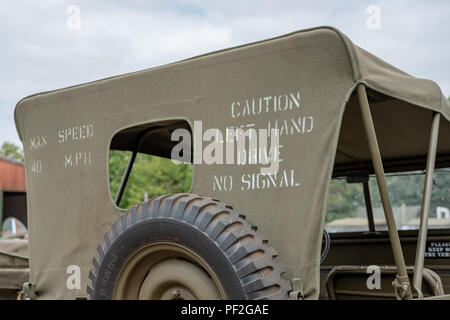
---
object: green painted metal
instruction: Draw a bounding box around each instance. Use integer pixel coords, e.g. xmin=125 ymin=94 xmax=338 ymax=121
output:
xmin=413 ymin=112 xmax=441 ymax=299
xmin=357 ymin=84 xmax=412 ymax=300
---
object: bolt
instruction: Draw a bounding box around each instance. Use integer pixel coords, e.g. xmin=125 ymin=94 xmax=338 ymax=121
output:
xmin=171 ymin=289 xmax=181 ymax=299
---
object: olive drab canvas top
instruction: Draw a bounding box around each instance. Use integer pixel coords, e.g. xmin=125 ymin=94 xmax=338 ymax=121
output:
xmin=14 ymin=26 xmax=450 ymax=299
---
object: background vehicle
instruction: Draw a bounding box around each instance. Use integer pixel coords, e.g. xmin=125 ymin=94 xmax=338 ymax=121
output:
xmin=0 ymin=157 xmax=28 ymax=299
xmin=12 ymin=27 xmax=450 ymax=300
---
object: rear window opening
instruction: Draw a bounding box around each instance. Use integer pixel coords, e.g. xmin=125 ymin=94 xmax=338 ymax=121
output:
xmin=109 ymin=120 xmax=192 ymax=209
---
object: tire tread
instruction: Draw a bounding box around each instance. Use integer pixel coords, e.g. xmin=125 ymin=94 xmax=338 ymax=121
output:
xmin=88 ymin=193 xmax=291 ymax=300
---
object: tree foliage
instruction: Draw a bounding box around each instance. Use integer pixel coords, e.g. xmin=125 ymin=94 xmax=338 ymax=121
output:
xmin=0 ymin=141 xmax=24 ymax=162
xmin=327 ymin=170 xmax=450 ymax=223
xmin=109 ymin=150 xmax=192 ymax=209
xmin=326 ymin=179 xmax=364 ymax=222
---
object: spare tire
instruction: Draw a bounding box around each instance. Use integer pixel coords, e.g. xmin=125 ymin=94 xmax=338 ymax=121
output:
xmin=88 ymin=193 xmax=291 ymax=300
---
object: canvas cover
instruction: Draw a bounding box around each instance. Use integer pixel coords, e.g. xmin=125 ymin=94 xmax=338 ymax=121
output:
xmin=0 ymin=239 xmax=29 ymax=296
xmin=13 ymin=26 xmax=450 ymax=299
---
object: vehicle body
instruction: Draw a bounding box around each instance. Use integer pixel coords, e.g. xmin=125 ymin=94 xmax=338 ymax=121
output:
xmin=0 ymin=157 xmax=28 ymax=299
xmin=12 ymin=26 xmax=450 ymax=299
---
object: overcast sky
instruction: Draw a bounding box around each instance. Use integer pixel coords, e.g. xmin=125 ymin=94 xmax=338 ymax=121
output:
xmin=1 ymin=0 xmax=449 ymax=146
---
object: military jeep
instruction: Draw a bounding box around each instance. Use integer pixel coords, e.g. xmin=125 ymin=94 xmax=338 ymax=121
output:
xmin=11 ymin=26 xmax=450 ymax=300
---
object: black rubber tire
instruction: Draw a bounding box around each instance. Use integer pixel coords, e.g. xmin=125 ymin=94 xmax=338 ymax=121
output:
xmin=87 ymin=193 xmax=291 ymax=300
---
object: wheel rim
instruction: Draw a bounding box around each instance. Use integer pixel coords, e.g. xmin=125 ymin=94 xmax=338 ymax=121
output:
xmin=113 ymin=242 xmax=226 ymax=300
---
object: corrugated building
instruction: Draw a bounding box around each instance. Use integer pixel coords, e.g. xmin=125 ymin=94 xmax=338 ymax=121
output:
xmin=0 ymin=157 xmax=27 ymax=226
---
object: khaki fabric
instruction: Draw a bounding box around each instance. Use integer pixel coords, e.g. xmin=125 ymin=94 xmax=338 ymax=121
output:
xmin=0 ymin=269 xmax=29 ymax=290
xmin=0 ymin=239 xmax=28 ymax=263
xmin=0 ymin=239 xmax=29 ymax=294
xmin=13 ymin=26 xmax=450 ymax=299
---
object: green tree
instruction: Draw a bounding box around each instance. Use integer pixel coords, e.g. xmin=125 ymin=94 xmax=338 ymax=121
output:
xmin=0 ymin=141 xmax=24 ymax=162
xmin=326 ymin=170 xmax=450 ymax=224
xmin=326 ymin=179 xmax=364 ymax=222
xmin=109 ymin=151 xmax=192 ymax=209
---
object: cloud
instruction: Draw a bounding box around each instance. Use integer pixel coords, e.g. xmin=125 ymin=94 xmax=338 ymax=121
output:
xmin=1 ymin=0 xmax=449 ymax=146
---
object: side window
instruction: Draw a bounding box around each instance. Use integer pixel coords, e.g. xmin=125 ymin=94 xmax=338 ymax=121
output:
xmin=325 ymin=178 xmax=368 ymax=233
xmin=370 ymin=169 xmax=450 ymax=231
xmin=325 ymin=169 xmax=450 ymax=233
xmin=109 ymin=121 xmax=192 ymax=209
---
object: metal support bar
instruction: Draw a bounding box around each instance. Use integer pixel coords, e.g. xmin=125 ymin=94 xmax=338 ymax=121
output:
xmin=114 ymin=126 xmax=166 ymax=206
xmin=357 ymin=84 xmax=412 ymax=299
xmin=115 ymin=150 xmax=137 ymax=206
xmin=413 ymin=112 xmax=441 ymax=299
xmin=363 ymin=181 xmax=376 ymax=232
